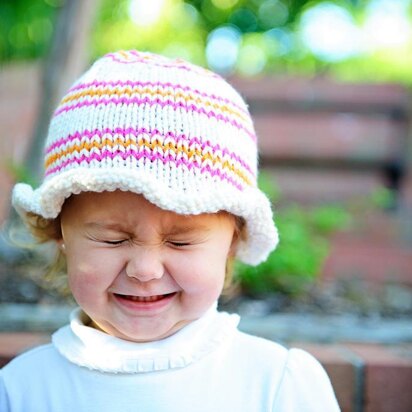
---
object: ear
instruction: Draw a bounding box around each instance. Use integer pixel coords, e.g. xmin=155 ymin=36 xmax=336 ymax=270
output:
xmin=55 ymin=238 xmax=66 ymax=254
xmin=229 ymin=230 xmax=239 ymax=258
xmin=229 ymin=215 xmax=245 ymax=257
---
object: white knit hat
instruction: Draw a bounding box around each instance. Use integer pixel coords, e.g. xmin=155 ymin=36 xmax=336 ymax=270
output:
xmin=12 ymin=50 xmax=278 ymax=265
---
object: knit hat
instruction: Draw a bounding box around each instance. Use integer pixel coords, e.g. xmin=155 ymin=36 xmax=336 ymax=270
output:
xmin=12 ymin=50 xmax=278 ymax=265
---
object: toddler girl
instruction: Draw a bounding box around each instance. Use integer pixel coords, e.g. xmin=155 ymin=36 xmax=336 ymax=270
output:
xmin=1 ymin=50 xmax=340 ymax=411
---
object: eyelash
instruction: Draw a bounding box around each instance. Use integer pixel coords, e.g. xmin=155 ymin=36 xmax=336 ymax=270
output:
xmin=103 ymin=240 xmax=126 ymax=245
xmin=101 ymin=240 xmax=190 ymax=248
xmin=168 ymin=241 xmax=191 ymax=248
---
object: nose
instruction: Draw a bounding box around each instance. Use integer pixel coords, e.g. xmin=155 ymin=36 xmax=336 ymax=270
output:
xmin=125 ymin=246 xmax=164 ymax=282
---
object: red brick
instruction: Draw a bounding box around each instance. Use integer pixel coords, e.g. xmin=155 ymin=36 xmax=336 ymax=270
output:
xmin=334 ymin=212 xmax=403 ymax=243
xmin=230 ymin=76 xmax=410 ymax=107
xmin=0 ymin=332 xmax=50 ymax=367
xmin=255 ymin=112 xmax=404 ymax=163
xmin=345 ymin=343 xmax=412 ymax=412
xmin=400 ymin=171 xmax=412 ymax=209
xmin=264 ymin=167 xmax=383 ymax=203
xmin=323 ymin=236 xmax=412 ymax=286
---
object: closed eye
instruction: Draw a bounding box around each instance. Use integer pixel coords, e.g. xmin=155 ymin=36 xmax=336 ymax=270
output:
xmin=168 ymin=241 xmax=191 ymax=247
xmin=104 ymin=240 xmax=127 ymax=245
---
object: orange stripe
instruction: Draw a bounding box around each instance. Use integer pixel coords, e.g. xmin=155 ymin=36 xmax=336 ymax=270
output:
xmin=60 ymin=86 xmax=248 ymax=123
xmin=45 ymin=138 xmax=252 ymax=186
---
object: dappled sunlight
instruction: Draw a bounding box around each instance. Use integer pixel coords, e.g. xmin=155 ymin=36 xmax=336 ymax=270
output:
xmin=363 ymin=0 xmax=411 ymax=50
xmin=206 ymin=25 xmax=241 ymax=74
xmin=300 ymin=0 xmax=412 ymax=62
xmin=129 ymin=0 xmax=167 ymax=27
xmin=2 ymin=0 xmax=412 ymax=83
xmin=299 ymin=3 xmax=362 ymax=62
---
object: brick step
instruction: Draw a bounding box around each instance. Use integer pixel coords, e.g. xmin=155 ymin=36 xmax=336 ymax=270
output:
xmin=265 ymin=166 xmax=412 ymax=208
xmin=256 ymin=111 xmax=404 ymax=164
xmin=296 ymin=342 xmax=412 ymax=412
xmin=0 ymin=332 xmax=49 ymax=368
xmin=323 ymin=234 xmax=412 ymax=286
xmin=230 ymin=76 xmax=409 ymax=109
xmin=1 ymin=333 xmax=411 ymax=412
xmin=332 ymin=211 xmax=408 ymax=243
xmin=266 ymin=167 xmax=386 ymax=203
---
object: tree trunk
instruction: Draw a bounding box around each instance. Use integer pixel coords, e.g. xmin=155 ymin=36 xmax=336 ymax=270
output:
xmin=26 ymin=0 xmax=101 ymax=183
xmin=1 ymin=0 xmax=100 ymax=262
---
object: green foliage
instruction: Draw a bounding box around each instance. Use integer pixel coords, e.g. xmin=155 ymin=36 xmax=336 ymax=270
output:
xmin=0 ymin=0 xmax=60 ymax=61
xmin=4 ymin=159 xmax=39 ymax=187
xmin=2 ymin=0 xmax=412 ymax=85
xmin=370 ymin=187 xmax=396 ymax=210
xmin=235 ymin=177 xmax=350 ymax=296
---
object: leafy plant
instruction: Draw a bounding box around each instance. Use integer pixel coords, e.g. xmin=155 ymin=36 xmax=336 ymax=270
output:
xmin=234 ymin=175 xmax=350 ymax=297
xmin=5 ymin=159 xmax=39 ymax=187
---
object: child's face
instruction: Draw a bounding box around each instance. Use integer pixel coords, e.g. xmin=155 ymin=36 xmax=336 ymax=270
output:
xmin=59 ymin=191 xmax=236 ymax=342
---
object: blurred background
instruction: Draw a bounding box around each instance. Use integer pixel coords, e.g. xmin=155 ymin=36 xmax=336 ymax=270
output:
xmin=1 ymin=0 xmax=411 ymax=310
xmin=0 ymin=1 xmax=412 ymax=410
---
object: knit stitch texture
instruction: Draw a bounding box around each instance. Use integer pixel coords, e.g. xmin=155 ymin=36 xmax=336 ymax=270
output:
xmin=12 ymin=50 xmax=278 ymax=264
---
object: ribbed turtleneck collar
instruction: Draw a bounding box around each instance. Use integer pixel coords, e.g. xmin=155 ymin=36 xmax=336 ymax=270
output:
xmin=52 ymin=304 xmax=240 ymax=374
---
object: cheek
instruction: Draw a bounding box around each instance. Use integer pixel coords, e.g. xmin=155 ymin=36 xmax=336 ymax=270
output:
xmin=65 ymin=250 xmax=120 ymax=298
xmin=171 ymin=248 xmax=228 ymax=293
xmin=66 ymin=262 xmax=100 ymax=304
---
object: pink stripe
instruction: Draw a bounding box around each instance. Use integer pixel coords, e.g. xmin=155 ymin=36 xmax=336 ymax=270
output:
xmin=68 ymin=80 xmax=248 ymax=115
xmin=45 ymin=127 xmax=254 ymax=177
xmin=105 ymin=51 xmax=220 ymax=79
xmin=53 ymin=97 xmax=255 ymax=141
xmin=46 ymin=150 xmax=245 ymax=191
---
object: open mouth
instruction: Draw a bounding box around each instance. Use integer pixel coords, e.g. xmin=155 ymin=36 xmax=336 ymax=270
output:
xmin=114 ymin=292 xmax=176 ymax=303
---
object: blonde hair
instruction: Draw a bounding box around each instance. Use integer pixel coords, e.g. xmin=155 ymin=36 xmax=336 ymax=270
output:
xmin=23 ymin=212 xmax=70 ymax=297
xmin=224 ymin=215 xmax=246 ymax=289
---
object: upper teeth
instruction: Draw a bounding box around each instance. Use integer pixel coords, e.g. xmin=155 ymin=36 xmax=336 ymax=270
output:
xmin=127 ymin=295 xmax=163 ymax=302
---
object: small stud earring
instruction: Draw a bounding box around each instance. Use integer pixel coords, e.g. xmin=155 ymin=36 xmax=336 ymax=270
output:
xmin=61 ymin=243 xmax=66 ymax=251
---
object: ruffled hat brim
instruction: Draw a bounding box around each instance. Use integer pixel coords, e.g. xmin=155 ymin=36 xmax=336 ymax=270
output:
xmin=12 ymin=167 xmax=278 ymax=266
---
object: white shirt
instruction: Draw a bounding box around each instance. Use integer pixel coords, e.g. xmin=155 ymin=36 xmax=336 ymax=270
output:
xmin=0 ymin=306 xmax=340 ymax=411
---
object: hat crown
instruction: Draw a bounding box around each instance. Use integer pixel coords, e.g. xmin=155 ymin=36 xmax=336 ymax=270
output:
xmin=44 ymin=50 xmax=258 ymax=193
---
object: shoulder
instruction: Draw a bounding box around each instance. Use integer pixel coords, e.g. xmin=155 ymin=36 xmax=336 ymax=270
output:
xmin=1 ymin=344 xmax=63 ymax=380
xmin=225 ymin=331 xmax=289 ymax=386
xmin=284 ymin=347 xmax=326 ymax=374
xmin=273 ymin=347 xmax=341 ymax=411
xmin=230 ymin=332 xmax=329 ymax=377
xmin=228 ymin=332 xmax=334 ymax=378
xmin=230 ymin=330 xmax=289 ymax=364
xmin=1 ymin=343 xmax=77 ymax=411
xmin=2 ymin=343 xmax=57 ymax=368
xmin=227 ymin=333 xmax=340 ymax=411
xmin=281 ymin=347 xmax=338 ymax=392
xmin=1 ymin=343 xmax=77 ymax=402
xmin=233 ymin=330 xmax=288 ymax=354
